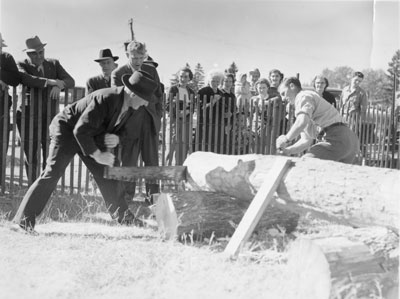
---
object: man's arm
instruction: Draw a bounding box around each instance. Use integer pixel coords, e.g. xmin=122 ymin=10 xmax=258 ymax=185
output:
xmin=276 ymin=113 xmax=310 ymax=150
xmin=54 ymin=60 xmax=75 ymax=89
xmin=73 ymin=95 xmax=110 ymax=157
xmin=1 ymin=53 xmax=21 ymax=87
xmin=281 ymin=132 xmax=314 ymax=155
xmin=18 ymin=61 xmax=47 ymax=88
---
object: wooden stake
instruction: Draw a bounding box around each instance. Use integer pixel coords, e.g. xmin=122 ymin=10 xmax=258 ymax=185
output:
xmin=224 ymin=158 xmax=292 ymax=257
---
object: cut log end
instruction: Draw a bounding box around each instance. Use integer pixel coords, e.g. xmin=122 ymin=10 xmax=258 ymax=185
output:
xmin=284 ymin=237 xmax=398 ymax=299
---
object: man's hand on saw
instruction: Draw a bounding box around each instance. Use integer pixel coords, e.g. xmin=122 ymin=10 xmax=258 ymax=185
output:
xmin=104 ymin=133 xmax=119 ymax=148
xmin=90 ymin=149 xmax=115 ymax=166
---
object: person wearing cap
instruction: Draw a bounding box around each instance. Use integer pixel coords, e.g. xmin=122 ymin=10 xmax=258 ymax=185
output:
xmin=0 ymin=33 xmax=21 ymax=186
xmin=111 ymin=40 xmax=163 ymax=201
xmin=17 ymin=35 xmax=75 ymax=182
xmin=339 ymin=71 xmax=368 ymax=123
xmin=86 ymin=49 xmax=118 ymax=95
xmin=276 ymin=77 xmax=359 ymax=164
xmin=12 ymin=70 xmax=158 ymax=232
xmin=248 ymin=68 xmax=261 ymax=96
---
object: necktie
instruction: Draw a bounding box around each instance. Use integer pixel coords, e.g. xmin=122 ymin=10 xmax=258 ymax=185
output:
xmin=37 ymin=66 xmax=44 ymax=77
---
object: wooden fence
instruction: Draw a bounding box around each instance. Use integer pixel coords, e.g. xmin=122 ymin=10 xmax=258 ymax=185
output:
xmin=1 ymin=87 xmax=399 ymax=195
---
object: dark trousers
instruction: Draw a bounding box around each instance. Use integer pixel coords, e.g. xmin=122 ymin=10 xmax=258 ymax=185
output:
xmin=0 ymin=98 xmax=10 ymax=184
xmin=120 ymin=107 xmax=159 ymax=198
xmin=13 ymin=123 xmax=129 ymax=229
xmin=16 ymin=108 xmax=51 ymax=183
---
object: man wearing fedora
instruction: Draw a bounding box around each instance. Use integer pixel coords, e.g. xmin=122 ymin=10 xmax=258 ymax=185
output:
xmin=13 ymin=70 xmax=158 ymax=232
xmin=111 ymin=40 xmax=163 ymax=202
xmin=86 ymin=48 xmax=118 ymax=95
xmin=0 ymin=33 xmax=21 ymax=187
xmin=17 ymin=35 xmax=75 ymax=183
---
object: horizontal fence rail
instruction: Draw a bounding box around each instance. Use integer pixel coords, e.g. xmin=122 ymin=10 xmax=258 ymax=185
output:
xmin=1 ymin=86 xmax=399 ymax=196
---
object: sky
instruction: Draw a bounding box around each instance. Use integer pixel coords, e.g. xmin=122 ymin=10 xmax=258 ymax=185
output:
xmin=1 ymin=0 xmax=399 ymax=88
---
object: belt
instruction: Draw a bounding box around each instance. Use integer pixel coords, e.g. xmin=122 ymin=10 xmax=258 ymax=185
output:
xmin=321 ymin=122 xmax=346 ymax=134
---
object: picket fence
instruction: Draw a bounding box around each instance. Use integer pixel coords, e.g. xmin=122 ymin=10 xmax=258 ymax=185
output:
xmin=0 ymin=87 xmax=399 ymax=195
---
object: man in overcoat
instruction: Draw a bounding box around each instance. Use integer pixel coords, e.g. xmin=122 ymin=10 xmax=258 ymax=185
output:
xmin=13 ymin=70 xmax=158 ymax=232
xmin=17 ymin=35 xmax=75 ymax=182
xmin=111 ymin=40 xmax=163 ymax=202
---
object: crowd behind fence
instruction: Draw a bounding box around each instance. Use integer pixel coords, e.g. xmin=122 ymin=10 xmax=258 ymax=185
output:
xmin=1 ymin=86 xmax=399 ymax=195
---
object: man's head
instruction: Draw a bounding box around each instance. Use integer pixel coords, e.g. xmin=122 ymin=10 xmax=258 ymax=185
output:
xmin=178 ymin=67 xmax=193 ymax=87
xmin=256 ymin=78 xmax=270 ymax=97
xmin=350 ymin=71 xmax=364 ymax=89
xmin=279 ymin=77 xmax=302 ymax=104
xmin=249 ymin=68 xmax=261 ymax=84
xmin=269 ymin=69 xmax=284 ymax=88
xmin=94 ymin=49 xmax=118 ymax=77
xmin=126 ymin=41 xmax=148 ymax=71
xmin=24 ymin=36 xmax=47 ymax=66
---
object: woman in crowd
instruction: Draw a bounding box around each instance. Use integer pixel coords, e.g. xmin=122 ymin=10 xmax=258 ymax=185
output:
xmin=194 ymin=70 xmax=224 ymax=152
xmin=219 ymin=73 xmax=236 ymax=153
xmin=251 ymin=78 xmax=283 ymax=152
xmin=165 ymin=67 xmax=195 ymax=164
xmin=312 ymin=75 xmax=337 ymax=108
xmin=234 ymin=72 xmax=251 ymax=107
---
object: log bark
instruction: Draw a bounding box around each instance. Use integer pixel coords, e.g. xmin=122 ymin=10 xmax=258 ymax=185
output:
xmin=183 ymin=152 xmax=400 ymax=230
xmin=284 ymin=237 xmax=398 ymax=299
xmin=154 ymin=191 xmax=299 ymax=239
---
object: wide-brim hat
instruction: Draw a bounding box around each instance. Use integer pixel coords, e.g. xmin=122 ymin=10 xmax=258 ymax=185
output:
xmin=0 ymin=33 xmax=7 ymax=47
xmin=24 ymin=35 xmax=46 ymax=52
xmin=94 ymin=48 xmax=119 ymax=62
xmin=122 ymin=70 xmax=158 ymax=103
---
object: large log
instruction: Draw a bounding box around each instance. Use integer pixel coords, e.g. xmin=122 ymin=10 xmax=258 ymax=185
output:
xmin=183 ymin=152 xmax=400 ymax=230
xmin=154 ymin=191 xmax=299 ymax=239
xmin=283 ymin=237 xmax=398 ymax=299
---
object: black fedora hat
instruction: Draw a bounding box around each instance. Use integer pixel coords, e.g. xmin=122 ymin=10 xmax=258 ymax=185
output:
xmin=94 ymin=49 xmax=119 ymax=62
xmin=122 ymin=70 xmax=158 ymax=103
xmin=24 ymin=36 xmax=46 ymax=52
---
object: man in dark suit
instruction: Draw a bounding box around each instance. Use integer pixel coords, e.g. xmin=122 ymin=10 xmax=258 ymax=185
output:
xmin=17 ymin=35 xmax=75 ymax=183
xmin=111 ymin=40 xmax=163 ymax=202
xmin=0 ymin=33 xmax=21 ymax=186
xmin=86 ymin=48 xmax=118 ymax=95
xmin=12 ymin=70 xmax=158 ymax=232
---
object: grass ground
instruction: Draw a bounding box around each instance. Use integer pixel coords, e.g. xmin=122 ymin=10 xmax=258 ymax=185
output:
xmin=0 ymin=191 xmax=398 ymax=299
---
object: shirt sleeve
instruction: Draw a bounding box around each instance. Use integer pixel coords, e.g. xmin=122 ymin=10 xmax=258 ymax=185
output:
xmin=295 ymin=93 xmax=316 ymax=118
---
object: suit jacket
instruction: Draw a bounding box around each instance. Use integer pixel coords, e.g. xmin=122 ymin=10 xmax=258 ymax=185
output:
xmin=17 ymin=58 xmax=75 ymax=116
xmin=111 ymin=62 xmax=163 ymax=133
xmin=53 ymin=86 xmax=128 ymax=156
xmin=0 ymin=52 xmax=21 ymax=87
xmin=0 ymin=52 xmax=21 ymax=106
xmin=86 ymin=74 xmax=110 ymax=95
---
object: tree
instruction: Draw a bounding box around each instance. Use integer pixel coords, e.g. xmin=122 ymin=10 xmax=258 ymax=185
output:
xmin=191 ymin=63 xmax=205 ymax=93
xmin=226 ymin=61 xmax=239 ymax=76
xmin=362 ymin=68 xmax=392 ymax=104
xmin=386 ymin=49 xmax=400 ymax=96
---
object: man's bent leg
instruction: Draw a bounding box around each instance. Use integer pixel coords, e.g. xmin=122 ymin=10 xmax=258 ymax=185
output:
xmin=80 ymin=154 xmax=129 ymax=221
xmin=13 ymin=136 xmax=76 ymax=229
